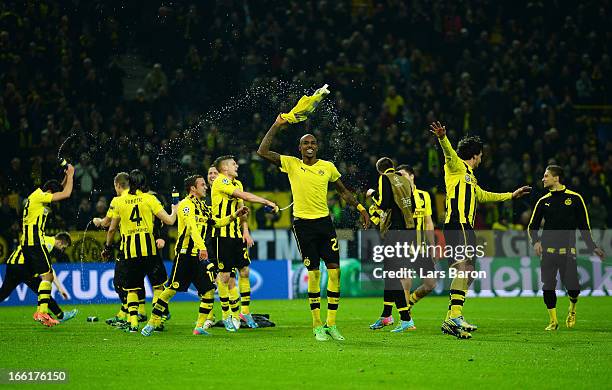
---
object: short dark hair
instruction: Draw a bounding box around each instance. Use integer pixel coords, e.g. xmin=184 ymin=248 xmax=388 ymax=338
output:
xmin=213 ymin=155 xmax=235 ymax=171
xmin=184 ymin=174 xmax=204 ymax=193
xmin=128 ymin=169 xmax=149 ymax=194
xmin=456 ymin=136 xmax=484 ymax=160
xmin=546 ymin=165 xmax=564 ymax=182
xmin=114 ymin=172 xmax=129 ymax=189
xmin=42 ymin=180 xmax=62 ymax=193
xmin=54 ymin=231 xmax=72 ymax=247
xmin=376 ymin=157 xmax=395 ymax=173
xmin=396 ymin=164 xmax=414 ymax=175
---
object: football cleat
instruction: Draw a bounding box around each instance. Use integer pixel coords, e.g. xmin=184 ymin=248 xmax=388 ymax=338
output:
xmin=566 ymin=311 xmax=576 ymax=328
xmin=369 ymin=316 xmax=394 ymax=330
xmin=545 ymin=322 xmax=559 ymax=331
xmin=240 ymin=313 xmax=259 ymax=328
xmin=154 ymin=324 xmax=165 ymax=332
xmin=203 ymin=319 xmax=215 ymax=330
xmin=59 ymin=309 xmax=79 ymax=323
xmin=124 ymin=325 xmax=139 ymax=333
xmin=105 ymin=316 xmax=124 ymax=326
xmin=137 ymin=313 xmax=148 ymax=323
xmin=454 ymin=316 xmax=478 ymax=332
xmin=232 ymin=316 xmax=241 ymax=330
xmin=141 ymin=324 xmax=154 ymax=336
xmin=193 ymin=327 xmax=210 ymax=336
xmin=313 ymin=325 xmax=330 ymax=341
xmin=33 ymin=311 xmax=59 ymax=327
xmin=441 ymin=318 xmax=472 ymax=339
xmin=390 ymin=319 xmax=416 ymax=333
xmin=325 ymin=324 xmax=345 ymax=341
xmin=223 ymin=317 xmax=237 ymax=332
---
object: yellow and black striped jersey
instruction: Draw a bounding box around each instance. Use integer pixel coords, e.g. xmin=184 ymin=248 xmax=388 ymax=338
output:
xmin=175 ymin=195 xmax=235 ymax=256
xmin=211 ymin=173 xmax=244 ymax=238
xmin=113 ymin=190 xmax=164 ymax=259
xmin=439 ymin=136 xmax=511 ymax=226
xmin=20 ymin=188 xmax=53 ymax=246
xmin=413 ymin=188 xmax=433 ymax=244
xmin=8 ymin=236 xmax=55 ymax=265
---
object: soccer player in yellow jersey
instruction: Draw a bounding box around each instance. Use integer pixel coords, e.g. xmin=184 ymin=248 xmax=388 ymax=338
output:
xmin=429 ymin=121 xmax=531 ymax=339
xmin=258 ymin=114 xmax=370 ymax=341
xmin=211 ymin=155 xmax=277 ymax=331
xmin=23 ymin=164 xmax=74 ymax=327
xmin=104 ymin=170 xmax=177 ymax=333
xmin=0 ymin=232 xmax=77 ymax=323
xmin=396 ymin=165 xmax=438 ymax=317
xmin=93 ymin=172 xmax=131 ymax=326
xmin=141 ymin=174 xmax=248 ymax=336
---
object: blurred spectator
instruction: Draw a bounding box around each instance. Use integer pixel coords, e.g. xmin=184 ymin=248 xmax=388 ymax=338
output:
xmin=588 ymin=195 xmax=607 ymax=229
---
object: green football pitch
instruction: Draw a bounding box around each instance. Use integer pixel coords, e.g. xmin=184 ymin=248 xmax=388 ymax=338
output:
xmin=1 ymin=296 xmax=611 ymax=389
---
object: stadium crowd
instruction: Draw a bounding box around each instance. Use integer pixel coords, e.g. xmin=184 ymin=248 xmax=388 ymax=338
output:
xmin=0 ymin=0 xmax=610 ymax=245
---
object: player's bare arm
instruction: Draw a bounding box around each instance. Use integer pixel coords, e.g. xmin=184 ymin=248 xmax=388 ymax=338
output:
xmin=155 ymin=203 xmax=178 ymax=225
xmin=334 ymin=179 xmax=370 ymax=229
xmin=51 ymin=164 xmax=75 ymax=202
xmin=231 ymin=188 xmax=277 ymax=211
xmin=257 ymin=114 xmax=288 ymax=166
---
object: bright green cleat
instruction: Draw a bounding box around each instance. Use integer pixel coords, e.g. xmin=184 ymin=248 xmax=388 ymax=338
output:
xmin=313 ymin=325 xmax=330 ymax=341
xmin=325 ymin=325 xmax=345 ymax=341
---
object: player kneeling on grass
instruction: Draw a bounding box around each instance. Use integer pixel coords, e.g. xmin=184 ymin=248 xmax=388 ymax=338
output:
xmin=141 ymin=175 xmax=248 ymax=336
xmin=0 ymin=232 xmax=78 ymax=324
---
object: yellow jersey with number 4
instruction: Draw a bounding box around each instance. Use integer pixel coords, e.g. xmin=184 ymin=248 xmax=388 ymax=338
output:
xmin=113 ymin=190 xmax=163 ymax=259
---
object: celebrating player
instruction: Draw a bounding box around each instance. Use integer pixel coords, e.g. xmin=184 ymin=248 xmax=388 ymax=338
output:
xmin=396 ymin=165 xmax=438 ymax=317
xmin=527 ymin=165 xmax=605 ymax=330
xmin=257 ymin=114 xmax=370 ymax=341
xmin=0 ymin=232 xmax=77 ymax=323
xmin=103 ymin=169 xmax=177 ymax=333
xmin=429 ymin=121 xmax=531 ymax=339
xmin=93 ymin=172 xmax=132 ymax=326
xmin=366 ymin=157 xmax=418 ymax=333
xmin=22 ymin=164 xmax=75 ymax=327
xmin=141 ymin=174 xmax=248 ymax=336
xmin=210 ymin=156 xmax=276 ymax=331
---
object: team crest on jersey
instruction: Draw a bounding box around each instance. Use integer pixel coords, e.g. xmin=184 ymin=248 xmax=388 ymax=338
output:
xmin=565 ymin=198 xmax=572 ymax=206
xmin=465 ymin=174 xmax=472 ymax=183
xmin=218 ymin=262 xmax=224 ymax=270
xmin=172 ymin=282 xmax=180 ymax=288
xmin=303 ymin=258 xmax=311 ymax=267
xmin=222 ymin=178 xmax=230 ymax=184
xmin=318 ymin=170 xmax=325 ymax=176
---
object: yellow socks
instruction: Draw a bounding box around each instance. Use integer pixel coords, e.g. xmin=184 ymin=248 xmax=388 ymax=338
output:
xmin=326 ymin=268 xmax=340 ymax=326
xmin=449 ymin=277 xmax=468 ymax=318
xmin=197 ymin=290 xmax=215 ymax=327
xmin=218 ymin=279 xmax=230 ymax=320
xmin=150 ymin=288 xmax=176 ymax=326
xmin=37 ymin=280 xmax=52 ymax=314
xmin=127 ymin=291 xmax=139 ymax=327
xmin=307 ymin=270 xmax=322 ymax=327
xmin=229 ymin=285 xmax=240 ymax=319
xmin=152 ymin=285 xmax=164 ymax=307
xmin=239 ymin=276 xmax=251 ymax=314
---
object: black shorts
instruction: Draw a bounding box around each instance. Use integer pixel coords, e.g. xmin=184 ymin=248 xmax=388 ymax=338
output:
xmin=211 ymin=237 xmax=251 ymax=273
xmin=443 ymin=221 xmax=477 ymax=266
xmin=21 ymin=244 xmax=52 ymax=277
xmin=166 ymin=253 xmax=215 ymax=294
xmin=143 ymin=253 xmax=167 ymax=287
xmin=541 ymin=252 xmax=580 ymax=291
xmin=292 ymin=216 xmax=339 ymax=270
xmin=113 ymin=258 xmax=129 ymax=295
xmin=122 ymin=257 xmax=146 ymax=291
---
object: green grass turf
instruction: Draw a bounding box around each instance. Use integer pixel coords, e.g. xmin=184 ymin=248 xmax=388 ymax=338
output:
xmin=1 ymin=296 xmax=611 ymax=389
